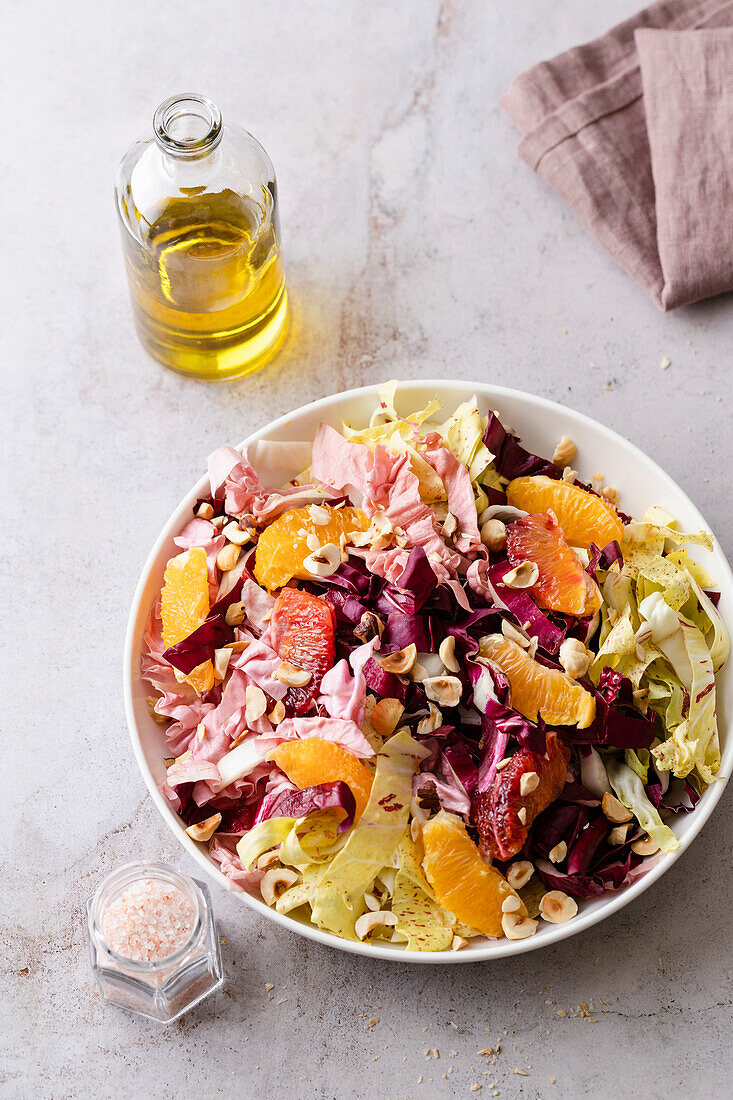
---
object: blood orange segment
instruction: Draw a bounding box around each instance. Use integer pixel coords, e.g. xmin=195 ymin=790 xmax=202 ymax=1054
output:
xmin=421 ymin=810 xmax=525 ymax=938
xmin=254 ymin=505 xmax=369 ymax=591
xmin=506 ymin=512 xmax=601 ymax=617
xmin=270 ymin=588 xmax=336 ymax=714
xmin=472 ymin=734 xmax=571 ymax=861
xmin=269 ymin=738 xmax=373 ymax=822
xmin=506 ymin=475 xmax=624 ymax=550
xmin=160 ymin=547 xmax=214 ymax=695
xmin=479 ymin=634 xmax=595 ymax=728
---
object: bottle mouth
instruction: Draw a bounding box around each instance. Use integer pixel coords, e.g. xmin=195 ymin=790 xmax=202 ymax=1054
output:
xmin=153 ymin=93 xmax=222 ymax=159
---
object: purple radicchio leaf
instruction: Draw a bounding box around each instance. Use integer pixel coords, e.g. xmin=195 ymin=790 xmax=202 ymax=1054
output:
xmin=163 ymin=576 xmax=244 ymax=674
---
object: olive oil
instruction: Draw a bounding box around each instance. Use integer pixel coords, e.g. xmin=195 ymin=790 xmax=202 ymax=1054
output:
xmin=121 ymin=189 xmax=288 ymax=380
xmin=116 ymin=94 xmax=289 ymax=381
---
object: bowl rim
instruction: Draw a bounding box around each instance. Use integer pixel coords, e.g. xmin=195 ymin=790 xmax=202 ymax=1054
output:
xmin=123 ymin=379 xmax=732 ymax=963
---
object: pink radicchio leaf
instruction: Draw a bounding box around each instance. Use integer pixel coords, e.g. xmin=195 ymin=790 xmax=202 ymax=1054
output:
xmin=275 ymin=716 xmax=374 ymax=759
xmin=208 ymin=835 xmax=264 ymax=893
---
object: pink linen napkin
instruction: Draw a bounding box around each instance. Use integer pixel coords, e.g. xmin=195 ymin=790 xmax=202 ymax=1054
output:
xmin=501 ymin=0 xmax=733 ymax=310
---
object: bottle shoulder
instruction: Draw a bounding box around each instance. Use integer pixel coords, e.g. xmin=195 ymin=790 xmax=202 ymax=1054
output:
xmin=115 ymin=124 xmax=277 ymax=238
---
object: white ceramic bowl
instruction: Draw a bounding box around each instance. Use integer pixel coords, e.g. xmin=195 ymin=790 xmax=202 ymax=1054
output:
xmin=124 ymin=381 xmax=732 ymax=962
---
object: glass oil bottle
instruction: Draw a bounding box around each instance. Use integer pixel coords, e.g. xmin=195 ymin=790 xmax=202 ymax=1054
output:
xmin=115 ymin=94 xmax=288 ymax=381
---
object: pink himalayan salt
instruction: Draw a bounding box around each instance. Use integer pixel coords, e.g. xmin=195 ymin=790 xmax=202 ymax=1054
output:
xmin=101 ymin=878 xmax=195 ymax=961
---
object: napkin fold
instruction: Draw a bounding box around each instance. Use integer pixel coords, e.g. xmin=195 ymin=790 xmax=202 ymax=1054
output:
xmin=502 ymin=0 xmax=733 ymax=310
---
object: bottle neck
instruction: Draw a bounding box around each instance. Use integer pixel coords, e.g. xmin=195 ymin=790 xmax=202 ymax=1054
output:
xmin=153 ymin=93 xmax=222 ymax=161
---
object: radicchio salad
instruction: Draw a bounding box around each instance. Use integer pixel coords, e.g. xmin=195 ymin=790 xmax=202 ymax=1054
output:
xmin=142 ymin=382 xmax=729 ymax=950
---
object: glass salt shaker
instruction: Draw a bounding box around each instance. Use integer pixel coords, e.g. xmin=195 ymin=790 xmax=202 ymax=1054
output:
xmin=87 ymin=861 xmax=223 ymax=1023
xmin=115 ymin=93 xmax=288 ymax=382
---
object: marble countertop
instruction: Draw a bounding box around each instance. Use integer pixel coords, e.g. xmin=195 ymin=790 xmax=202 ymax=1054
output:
xmin=4 ymin=0 xmax=731 ymax=1096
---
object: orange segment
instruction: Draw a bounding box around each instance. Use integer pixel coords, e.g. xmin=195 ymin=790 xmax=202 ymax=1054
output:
xmin=161 ymin=547 xmax=213 ymax=695
xmin=269 ymin=738 xmax=374 ymax=822
xmin=254 ymin=505 xmax=369 ymax=591
xmin=506 ymin=475 xmax=624 ymax=550
xmin=506 ymin=512 xmax=602 ymax=617
xmin=421 ymin=810 xmax=524 ymax=938
xmin=479 ymin=634 xmax=595 ymax=728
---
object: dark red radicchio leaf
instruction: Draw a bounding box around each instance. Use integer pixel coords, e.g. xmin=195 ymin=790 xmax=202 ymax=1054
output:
xmin=561 ymin=668 xmax=658 ymax=749
xmin=488 ymin=560 xmax=567 ymax=654
xmin=482 ymin=413 xmax=562 ymax=480
xmin=587 ymin=540 xmax=623 ymax=581
xmin=218 ymin=782 xmax=356 ymax=836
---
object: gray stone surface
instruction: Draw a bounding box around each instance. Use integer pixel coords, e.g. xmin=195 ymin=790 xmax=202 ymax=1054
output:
xmin=3 ymin=1 xmax=732 ymax=1097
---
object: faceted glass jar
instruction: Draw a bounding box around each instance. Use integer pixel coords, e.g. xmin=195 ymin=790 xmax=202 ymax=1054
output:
xmin=115 ymin=94 xmax=288 ymax=381
xmin=87 ymin=861 xmax=223 ymax=1023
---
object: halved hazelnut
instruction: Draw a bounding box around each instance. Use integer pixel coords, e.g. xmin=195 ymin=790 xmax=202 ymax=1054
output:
xmin=185 ymin=813 xmax=222 ymax=843
xmin=371 ymin=698 xmax=405 ymax=737
xmin=548 ymin=841 xmax=568 ymax=864
xmin=307 ymin=503 xmax=331 ymax=525
xmin=503 ymin=561 xmax=539 ymax=589
xmin=261 ymin=868 xmax=299 ymax=906
xmin=552 ymin=435 xmax=577 ymax=468
xmin=216 ymin=543 xmax=241 ymax=571
xmin=502 ymin=913 xmax=538 ymax=940
xmin=423 ymin=675 xmax=462 ymax=708
xmin=275 ymin=661 xmax=312 ymax=687
xmin=222 ymin=520 xmax=251 ymax=546
xmin=196 ymin=501 xmax=215 ymax=520
xmin=631 ymin=834 xmax=660 ymax=856
xmin=438 ymin=635 xmax=460 ymax=673
xmin=608 ymin=823 xmax=632 ymax=846
xmin=354 ymin=910 xmax=399 ymax=940
xmin=501 ymin=619 xmax=530 ymax=647
xmin=268 ymin=700 xmax=286 ymax=725
xmin=256 ymin=849 xmax=282 ymax=870
xmin=225 ymin=600 xmax=247 ymax=627
xmin=559 ymin=638 xmax=591 ymax=680
xmin=501 ymin=894 xmax=522 ymax=913
xmin=377 ymin=643 xmax=417 ymax=676
xmin=303 ymin=542 xmax=341 ymax=577
xmin=416 ymin=702 xmax=443 ymax=734
xmin=519 ymin=771 xmax=539 ymax=796
xmin=245 ymin=684 xmax=267 ymax=722
xmin=354 ymin=611 xmax=384 ymax=643
xmin=442 ymin=511 xmax=458 ymax=538
xmin=506 ymin=861 xmax=534 ymax=890
xmin=214 ymin=647 xmax=232 ymax=681
xmin=539 ymin=890 xmax=578 ymax=924
xmin=602 ymin=792 xmax=633 ymax=824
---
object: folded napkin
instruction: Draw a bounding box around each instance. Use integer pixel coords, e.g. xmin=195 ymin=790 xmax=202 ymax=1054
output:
xmin=502 ymin=0 xmax=733 ymax=310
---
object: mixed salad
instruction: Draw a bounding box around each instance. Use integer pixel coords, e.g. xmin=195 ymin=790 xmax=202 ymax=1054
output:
xmin=142 ymin=383 xmax=729 ymax=949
